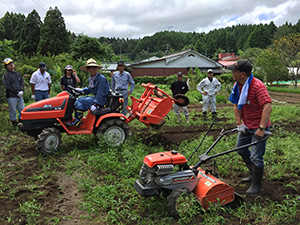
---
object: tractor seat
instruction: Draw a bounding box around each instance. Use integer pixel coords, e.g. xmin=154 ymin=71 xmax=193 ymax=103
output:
xmin=92 ymin=107 xmax=112 ymax=116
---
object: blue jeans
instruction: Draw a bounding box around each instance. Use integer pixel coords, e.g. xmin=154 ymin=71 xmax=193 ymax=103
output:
xmin=121 ymin=96 xmax=129 ymax=115
xmin=7 ymin=97 xmax=25 ymax=121
xmin=35 ymin=90 xmax=49 ymax=101
xmin=237 ymin=127 xmax=270 ymax=167
xmin=74 ymin=96 xmax=95 ymax=111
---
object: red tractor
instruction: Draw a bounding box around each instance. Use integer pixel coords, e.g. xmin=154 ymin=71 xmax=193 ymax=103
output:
xmin=20 ymin=83 xmax=183 ymax=155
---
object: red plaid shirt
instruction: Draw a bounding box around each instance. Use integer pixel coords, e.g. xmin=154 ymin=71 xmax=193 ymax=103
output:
xmin=238 ymin=77 xmax=272 ymax=129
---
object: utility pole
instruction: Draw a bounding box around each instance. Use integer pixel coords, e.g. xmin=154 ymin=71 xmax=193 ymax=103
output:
xmin=164 ymin=26 xmax=173 ymax=31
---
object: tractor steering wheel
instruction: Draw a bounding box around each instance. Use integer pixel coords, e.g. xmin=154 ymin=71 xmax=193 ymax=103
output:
xmin=67 ymin=85 xmax=83 ymax=97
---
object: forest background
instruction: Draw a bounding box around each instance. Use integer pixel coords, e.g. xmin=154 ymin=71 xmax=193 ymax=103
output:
xmin=1 ymin=6 xmax=300 ymax=104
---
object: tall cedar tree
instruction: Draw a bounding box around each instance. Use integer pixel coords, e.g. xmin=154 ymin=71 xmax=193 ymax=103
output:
xmin=0 ymin=12 xmax=14 ymax=40
xmin=38 ymin=7 xmax=70 ymax=55
xmin=0 ymin=23 xmax=4 ymax=40
xmin=18 ymin=10 xmax=41 ymax=55
xmin=13 ymin=14 xmax=25 ymax=51
xmin=245 ymin=25 xmax=272 ymax=49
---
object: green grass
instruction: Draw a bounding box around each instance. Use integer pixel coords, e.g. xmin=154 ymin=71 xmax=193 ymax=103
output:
xmin=267 ymin=86 xmax=300 ymax=94
xmin=1 ymin=89 xmax=300 ymax=224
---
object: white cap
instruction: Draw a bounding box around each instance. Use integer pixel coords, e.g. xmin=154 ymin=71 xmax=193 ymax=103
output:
xmin=207 ymin=69 xmax=213 ymax=73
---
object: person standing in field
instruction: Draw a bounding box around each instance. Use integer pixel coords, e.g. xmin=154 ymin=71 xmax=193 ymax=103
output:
xmin=2 ymin=58 xmax=25 ymax=126
xmin=227 ymin=59 xmax=272 ymax=195
xmin=170 ymin=72 xmax=190 ymax=123
xmin=197 ymin=69 xmax=221 ymax=121
xmin=60 ymin=65 xmax=80 ymax=92
xmin=111 ymin=60 xmax=135 ymax=116
xmin=30 ymin=62 xmax=51 ymax=101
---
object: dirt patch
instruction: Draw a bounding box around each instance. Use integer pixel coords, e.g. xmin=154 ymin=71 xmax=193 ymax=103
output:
xmin=269 ymin=91 xmax=300 ymax=104
xmin=0 ymin=137 xmax=92 ymax=225
xmin=137 ymin=123 xmax=235 ymax=150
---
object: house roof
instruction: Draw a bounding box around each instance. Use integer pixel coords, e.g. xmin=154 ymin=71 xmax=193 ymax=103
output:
xmin=218 ymin=60 xmax=236 ymax=67
xmin=130 ymin=48 xmax=222 ymax=68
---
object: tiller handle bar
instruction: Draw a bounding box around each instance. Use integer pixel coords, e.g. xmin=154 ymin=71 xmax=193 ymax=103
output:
xmin=192 ymin=129 xmax=272 ymax=171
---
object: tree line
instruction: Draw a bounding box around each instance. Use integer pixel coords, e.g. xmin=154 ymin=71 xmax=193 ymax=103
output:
xmin=0 ymin=6 xmax=300 ymax=92
xmin=1 ymin=7 xmax=300 ymax=62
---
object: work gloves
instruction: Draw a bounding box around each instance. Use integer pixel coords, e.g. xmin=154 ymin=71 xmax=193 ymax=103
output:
xmin=237 ymin=124 xmax=248 ymax=134
xmin=31 ymin=95 xmax=35 ymax=100
xmin=90 ymin=104 xmax=101 ymax=112
xmin=17 ymin=91 xmax=23 ymax=97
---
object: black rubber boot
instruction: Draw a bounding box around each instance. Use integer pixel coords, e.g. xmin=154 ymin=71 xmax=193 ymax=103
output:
xmin=203 ymin=112 xmax=207 ymax=121
xmin=241 ymin=155 xmax=253 ymax=183
xmin=67 ymin=111 xmax=83 ymax=127
xmin=11 ymin=120 xmax=18 ymax=127
xmin=212 ymin=112 xmax=217 ymax=122
xmin=246 ymin=166 xmax=264 ymax=195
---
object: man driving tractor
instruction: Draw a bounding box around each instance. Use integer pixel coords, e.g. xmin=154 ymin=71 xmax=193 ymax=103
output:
xmin=67 ymin=58 xmax=110 ymax=127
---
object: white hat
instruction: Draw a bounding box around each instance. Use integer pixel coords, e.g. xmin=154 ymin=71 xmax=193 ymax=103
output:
xmin=207 ymin=69 xmax=213 ymax=73
xmin=3 ymin=58 xmax=14 ymax=66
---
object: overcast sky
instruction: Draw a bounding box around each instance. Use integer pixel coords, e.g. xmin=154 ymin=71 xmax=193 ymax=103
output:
xmin=1 ymin=0 xmax=300 ymax=39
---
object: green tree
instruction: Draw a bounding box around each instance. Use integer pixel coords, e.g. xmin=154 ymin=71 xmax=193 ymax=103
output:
xmin=267 ymin=21 xmax=277 ymax=37
xmin=18 ymin=10 xmax=41 ymax=55
xmin=255 ymin=48 xmax=288 ymax=85
xmin=0 ymin=23 xmax=4 ymax=40
xmin=294 ymin=19 xmax=300 ymax=33
xmin=38 ymin=6 xmax=70 ymax=55
xmin=239 ymin=48 xmax=263 ymax=64
xmin=272 ymin=22 xmax=293 ymax=42
xmin=272 ymin=33 xmax=300 ymax=88
xmin=0 ymin=12 xmax=14 ymax=40
xmin=245 ymin=25 xmax=272 ymax=49
xmin=71 ymin=35 xmax=107 ymax=60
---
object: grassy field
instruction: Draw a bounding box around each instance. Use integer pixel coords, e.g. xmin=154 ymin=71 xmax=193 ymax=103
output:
xmin=0 ymin=87 xmax=300 ymax=224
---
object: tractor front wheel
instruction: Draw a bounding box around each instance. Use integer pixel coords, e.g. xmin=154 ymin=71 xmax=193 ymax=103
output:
xmin=36 ymin=127 xmax=61 ymax=155
xmin=96 ymin=118 xmax=130 ymax=146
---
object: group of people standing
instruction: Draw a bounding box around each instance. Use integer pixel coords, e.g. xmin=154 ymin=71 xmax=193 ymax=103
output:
xmin=2 ymin=57 xmax=271 ymax=195
xmin=2 ymin=58 xmax=135 ymax=127
xmin=170 ymin=68 xmax=221 ymax=123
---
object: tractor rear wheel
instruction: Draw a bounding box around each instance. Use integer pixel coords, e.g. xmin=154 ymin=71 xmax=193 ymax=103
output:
xmin=36 ymin=127 xmax=61 ymax=155
xmin=167 ymin=188 xmax=195 ymax=218
xmin=96 ymin=118 xmax=130 ymax=146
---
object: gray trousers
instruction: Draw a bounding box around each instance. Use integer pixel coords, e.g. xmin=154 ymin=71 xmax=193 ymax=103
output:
xmin=173 ymin=104 xmax=189 ymax=116
xmin=202 ymin=95 xmax=216 ymax=113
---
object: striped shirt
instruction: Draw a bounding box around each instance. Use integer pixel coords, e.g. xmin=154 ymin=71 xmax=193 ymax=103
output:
xmin=238 ymin=77 xmax=271 ymax=129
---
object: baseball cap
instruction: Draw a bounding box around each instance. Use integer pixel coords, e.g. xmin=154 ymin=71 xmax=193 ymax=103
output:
xmin=177 ymin=72 xmax=183 ymax=76
xmin=65 ymin=65 xmax=73 ymax=70
xmin=3 ymin=58 xmax=14 ymax=65
xmin=39 ymin=62 xmax=47 ymax=70
xmin=227 ymin=59 xmax=252 ymax=73
xmin=207 ymin=69 xmax=213 ymax=73
xmin=117 ymin=60 xmax=125 ymax=66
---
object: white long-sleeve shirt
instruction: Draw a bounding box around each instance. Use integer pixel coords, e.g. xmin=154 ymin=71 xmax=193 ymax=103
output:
xmin=197 ymin=77 xmax=221 ymax=96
